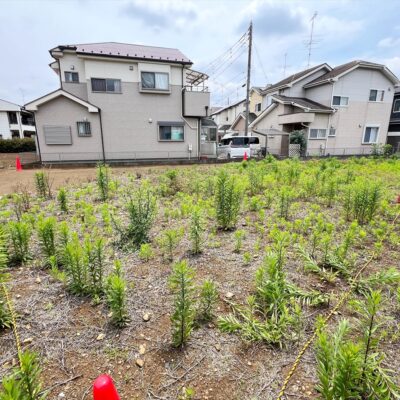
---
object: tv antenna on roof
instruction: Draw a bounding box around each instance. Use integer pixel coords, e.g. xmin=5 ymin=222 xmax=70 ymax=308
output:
xmin=307 ymin=11 xmax=318 ymax=68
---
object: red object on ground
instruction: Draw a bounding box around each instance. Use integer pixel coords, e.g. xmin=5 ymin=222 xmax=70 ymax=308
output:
xmin=16 ymin=157 xmax=22 ymax=171
xmin=397 ymin=195 xmax=400 ymax=204
xmin=243 ymin=151 xmax=248 ymax=161
xmin=93 ymin=375 xmax=120 ymax=400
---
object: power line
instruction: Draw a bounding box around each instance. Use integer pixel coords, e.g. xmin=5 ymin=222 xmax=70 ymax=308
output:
xmin=253 ymin=39 xmax=268 ymax=83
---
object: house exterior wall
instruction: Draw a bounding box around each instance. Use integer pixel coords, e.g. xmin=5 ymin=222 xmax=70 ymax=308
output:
xmin=283 ymin=68 xmax=329 ymax=97
xmin=329 ymin=68 xmax=394 ymax=151
xmin=249 ymin=90 xmax=263 ymax=115
xmin=0 ymin=112 xmax=11 ymax=139
xmin=33 ymin=50 xmax=208 ymax=161
xmin=34 ymin=96 xmax=103 ymax=162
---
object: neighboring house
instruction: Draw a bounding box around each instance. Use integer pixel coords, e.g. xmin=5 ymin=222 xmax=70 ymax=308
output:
xmin=210 ymin=99 xmax=245 ymax=141
xmin=249 ymin=86 xmax=264 ymax=116
xmin=25 ymin=42 xmax=211 ymax=162
xmin=229 ymin=112 xmax=257 ymax=134
xmin=250 ymin=60 xmax=400 ymax=156
xmin=387 ymin=88 xmax=400 ymax=152
xmin=0 ymin=99 xmax=36 ymax=139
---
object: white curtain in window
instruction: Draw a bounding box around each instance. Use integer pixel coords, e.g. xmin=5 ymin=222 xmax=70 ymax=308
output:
xmin=155 ymin=73 xmax=169 ymax=90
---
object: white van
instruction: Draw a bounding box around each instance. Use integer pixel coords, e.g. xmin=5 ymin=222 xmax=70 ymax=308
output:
xmin=217 ymin=135 xmax=261 ymax=160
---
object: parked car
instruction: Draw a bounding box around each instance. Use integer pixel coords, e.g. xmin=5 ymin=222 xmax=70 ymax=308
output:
xmin=217 ymin=135 xmax=261 ymax=159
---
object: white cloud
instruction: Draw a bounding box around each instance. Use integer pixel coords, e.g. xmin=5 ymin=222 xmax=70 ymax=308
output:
xmin=378 ymin=36 xmax=400 ymax=48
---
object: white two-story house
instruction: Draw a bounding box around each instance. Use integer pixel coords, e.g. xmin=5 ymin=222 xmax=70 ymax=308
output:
xmin=25 ymin=42 xmax=212 ymax=162
xmin=0 ymin=99 xmax=36 ymax=139
xmin=250 ymin=60 xmax=399 ymax=156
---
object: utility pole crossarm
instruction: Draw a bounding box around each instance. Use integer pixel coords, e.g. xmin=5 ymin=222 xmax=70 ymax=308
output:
xmin=244 ymin=21 xmax=252 ymax=137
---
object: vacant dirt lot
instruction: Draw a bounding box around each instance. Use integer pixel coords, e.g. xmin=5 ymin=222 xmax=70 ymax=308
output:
xmin=0 ymin=164 xmax=218 ymax=196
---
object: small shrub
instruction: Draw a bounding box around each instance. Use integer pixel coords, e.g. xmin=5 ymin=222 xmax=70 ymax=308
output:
xmin=96 ymin=163 xmax=110 ymax=201
xmin=37 ymin=217 xmax=57 ymax=264
xmin=106 ymin=260 xmax=129 ymax=328
xmin=34 ymin=171 xmax=52 ymax=199
xmin=0 ymin=137 xmax=36 ymax=153
xmin=7 ymin=221 xmax=31 ymax=265
xmin=189 ymin=206 xmax=204 ymax=255
xmin=215 ymin=170 xmax=242 ymax=230
xmin=233 ymin=229 xmax=245 ymax=253
xmin=197 ymin=279 xmax=218 ymax=322
xmin=138 ymin=243 xmax=154 ymax=261
xmin=84 ymin=236 xmax=106 ymax=296
xmin=343 ymin=181 xmax=381 ymax=224
xmin=114 ymin=182 xmax=156 ymax=248
xmin=63 ymin=234 xmax=87 ymax=295
xmin=158 ymin=227 xmax=184 ymax=262
xmin=0 ymin=350 xmax=46 ymax=400
xmin=243 ymin=251 xmax=252 ymax=264
xmin=57 ymin=188 xmax=68 ymax=212
xmin=277 ymin=186 xmax=293 ymax=220
xmin=169 ymin=260 xmax=195 ymax=347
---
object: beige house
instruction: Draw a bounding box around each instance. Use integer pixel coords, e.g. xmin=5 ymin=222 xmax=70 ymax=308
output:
xmin=249 ymin=87 xmax=264 ymax=116
xmin=25 ymin=42 xmax=211 ymax=162
xmin=210 ymin=99 xmax=245 ymax=141
xmin=250 ymin=61 xmax=400 ymax=156
xmin=0 ymin=99 xmax=36 ymax=139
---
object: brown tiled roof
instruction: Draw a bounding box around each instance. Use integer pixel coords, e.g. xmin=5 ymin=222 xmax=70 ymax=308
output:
xmin=273 ymin=95 xmax=333 ymax=111
xmin=304 ymin=60 xmax=394 ymax=87
xmin=53 ymin=42 xmax=192 ymax=65
xmin=261 ymin=64 xmax=328 ymax=94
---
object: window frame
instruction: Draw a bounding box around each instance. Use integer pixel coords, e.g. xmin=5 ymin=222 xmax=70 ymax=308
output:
xmin=255 ymin=102 xmax=262 ymax=112
xmin=332 ymin=96 xmax=349 ymax=107
xmin=64 ymin=71 xmax=79 ymax=83
xmin=140 ymin=71 xmax=170 ymax=92
xmin=393 ymin=99 xmax=400 ymax=113
xmin=369 ymin=89 xmax=385 ymax=102
xmin=309 ymin=128 xmax=327 ymax=139
xmin=76 ymin=121 xmax=92 ymax=137
xmin=7 ymin=111 xmax=18 ymax=125
xmin=91 ymin=78 xmax=122 ymax=93
xmin=328 ymin=127 xmax=336 ymax=137
xmin=362 ymin=125 xmax=380 ymax=144
xmin=158 ymin=122 xmax=185 ymax=142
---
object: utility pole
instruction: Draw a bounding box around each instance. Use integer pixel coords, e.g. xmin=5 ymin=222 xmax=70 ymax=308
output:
xmin=307 ymin=12 xmax=317 ymax=68
xmin=244 ymin=21 xmax=252 ymax=136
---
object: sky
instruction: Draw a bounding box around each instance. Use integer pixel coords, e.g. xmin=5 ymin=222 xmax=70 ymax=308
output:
xmin=0 ymin=0 xmax=399 ymax=107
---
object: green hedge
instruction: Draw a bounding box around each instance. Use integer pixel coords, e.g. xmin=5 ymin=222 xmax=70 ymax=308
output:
xmin=0 ymin=138 xmax=36 ymax=153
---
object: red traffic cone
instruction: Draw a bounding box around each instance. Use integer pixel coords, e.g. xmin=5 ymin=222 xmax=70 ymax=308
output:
xmin=16 ymin=156 xmax=22 ymax=171
xmin=243 ymin=151 xmax=248 ymax=161
xmin=93 ymin=375 xmax=120 ymax=400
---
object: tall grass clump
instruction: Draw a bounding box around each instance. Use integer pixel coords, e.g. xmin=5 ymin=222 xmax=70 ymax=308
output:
xmin=0 ymin=350 xmax=46 ymax=399
xmin=315 ymin=290 xmax=400 ymax=399
xmin=37 ymin=217 xmax=57 ymax=264
xmin=218 ymin=231 xmax=328 ymax=346
xmin=63 ymin=234 xmax=87 ymax=295
xmin=215 ymin=170 xmax=241 ymax=230
xmin=189 ymin=206 xmax=204 ymax=255
xmin=84 ymin=237 xmax=106 ymax=296
xmin=169 ymin=260 xmax=195 ymax=347
xmin=343 ymin=180 xmax=381 ymax=224
xmin=7 ymin=221 xmax=31 ymax=265
xmin=96 ymin=163 xmax=110 ymax=201
xmin=57 ymin=187 xmax=68 ymax=212
xmin=197 ymin=279 xmax=218 ymax=322
xmin=106 ymin=260 xmax=129 ymax=327
xmin=158 ymin=227 xmax=184 ymax=262
xmin=114 ymin=182 xmax=156 ymax=248
xmin=34 ymin=171 xmax=52 ymax=199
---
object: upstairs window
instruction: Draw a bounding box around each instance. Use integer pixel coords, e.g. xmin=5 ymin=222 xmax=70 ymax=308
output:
xmin=77 ymin=121 xmax=91 ymax=137
xmin=332 ymin=96 xmax=349 ymax=106
xmin=141 ymin=72 xmax=169 ymax=91
xmin=393 ymin=99 xmax=400 ymax=113
xmin=7 ymin=111 xmax=18 ymax=124
xmin=65 ymin=71 xmax=79 ymax=83
xmin=363 ymin=126 xmax=379 ymax=144
xmin=328 ymin=127 xmax=336 ymax=137
xmin=255 ymin=103 xmax=262 ymax=112
xmin=158 ymin=122 xmax=184 ymax=141
xmin=369 ymin=89 xmax=384 ymax=102
xmin=309 ymin=128 xmax=327 ymax=139
xmin=91 ymin=78 xmax=121 ymax=93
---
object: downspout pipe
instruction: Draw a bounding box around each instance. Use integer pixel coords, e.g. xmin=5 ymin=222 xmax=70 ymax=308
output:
xmin=98 ymin=108 xmax=106 ymax=163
